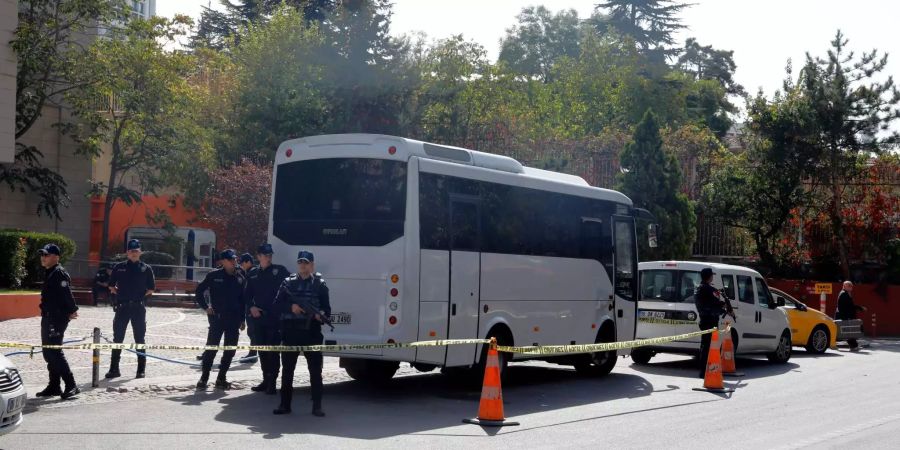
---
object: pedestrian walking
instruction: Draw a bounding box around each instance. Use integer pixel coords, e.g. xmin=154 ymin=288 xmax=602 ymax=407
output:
xmin=835 ymin=281 xmax=867 ymax=351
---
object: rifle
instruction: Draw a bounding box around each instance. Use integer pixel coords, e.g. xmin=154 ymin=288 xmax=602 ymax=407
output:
xmin=285 ymin=290 xmax=334 ymax=332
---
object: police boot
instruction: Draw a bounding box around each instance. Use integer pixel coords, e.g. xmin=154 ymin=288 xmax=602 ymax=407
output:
xmin=60 ymin=373 xmax=80 ymax=400
xmin=36 ymin=372 xmax=62 ymax=397
xmin=105 ymin=351 xmax=122 ymax=379
xmin=265 ymin=373 xmax=278 ymax=395
xmin=135 ymin=353 xmax=146 ymax=379
xmin=273 ymin=383 xmax=292 ymax=414
xmin=196 ymin=371 xmax=210 ymax=389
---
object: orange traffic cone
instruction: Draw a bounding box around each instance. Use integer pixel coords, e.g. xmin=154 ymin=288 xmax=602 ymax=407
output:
xmin=692 ymin=329 xmax=734 ymax=393
xmin=720 ymin=324 xmax=744 ymax=377
xmin=463 ymin=337 xmax=519 ymax=427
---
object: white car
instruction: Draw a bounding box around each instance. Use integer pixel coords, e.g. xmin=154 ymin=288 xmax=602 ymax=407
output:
xmin=632 ymin=261 xmax=792 ymax=365
xmin=0 ymin=354 xmax=26 ymax=435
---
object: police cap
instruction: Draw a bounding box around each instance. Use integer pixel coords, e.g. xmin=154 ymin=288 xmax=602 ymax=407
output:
xmin=297 ymin=250 xmax=314 ymax=263
xmin=38 ymin=243 xmax=62 ymax=256
xmin=126 ymin=239 xmax=141 ymax=251
xmin=257 ymin=243 xmax=274 ymax=255
xmin=239 ymin=253 xmax=253 ymax=264
xmin=220 ymin=249 xmax=238 ymax=260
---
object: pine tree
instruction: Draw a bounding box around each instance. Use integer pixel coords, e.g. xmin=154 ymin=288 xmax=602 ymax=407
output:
xmin=617 ymin=109 xmax=696 ymax=259
xmin=595 ymin=0 xmax=691 ymax=57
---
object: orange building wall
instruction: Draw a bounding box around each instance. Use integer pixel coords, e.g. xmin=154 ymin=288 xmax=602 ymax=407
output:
xmin=89 ymin=195 xmax=209 ymax=263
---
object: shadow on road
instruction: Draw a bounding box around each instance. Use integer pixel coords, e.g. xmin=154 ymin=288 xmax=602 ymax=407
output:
xmin=202 ymin=364 xmax=662 ymax=439
xmin=629 ymin=355 xmax=800 ymax=380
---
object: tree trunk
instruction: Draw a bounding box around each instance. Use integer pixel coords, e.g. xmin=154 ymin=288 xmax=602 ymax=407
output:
xmin=830 ymin=179 xmax=851 ymax=280
xmin=99 ymin=163 xmax=118 ymax=260
xmin=755 ymin=234 xmax=777 ymax=275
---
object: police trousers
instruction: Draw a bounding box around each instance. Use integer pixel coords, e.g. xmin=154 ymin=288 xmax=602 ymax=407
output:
xmin=41 ymin=315 xmax=75 ymax=388
xmin=279 ymin=326 xmax=323 ymax=410
xmin=110 ymin=302 xmax=147 ymax=371
xmin=251 ymin=317 xmax=281 ymax=381
xmin=201 ymin=313 xmax=242 ymax=378
xmin=698 ymin=316 xmax=719 ymax=377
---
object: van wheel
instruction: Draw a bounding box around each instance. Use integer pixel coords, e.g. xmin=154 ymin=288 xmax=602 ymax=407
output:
xmin=805 ymin=326 xmax=830 ymax=354
xmin=345 ymin=360 xmax=400 ymax=383
xmin=630 ymin=349 xmax=654 ymax=365
xmin=767 ymin=330 xmax=792 ymax=363
xmin=574 ymin=327 xmax=617 ymax=377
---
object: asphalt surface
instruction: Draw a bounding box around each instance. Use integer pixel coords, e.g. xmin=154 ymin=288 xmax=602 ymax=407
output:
xmin=2 ymin=306 xmax=899 ymax=449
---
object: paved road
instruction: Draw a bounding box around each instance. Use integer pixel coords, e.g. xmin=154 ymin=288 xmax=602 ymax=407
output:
xmin=2 ymin=306 xmax=898 ymax=449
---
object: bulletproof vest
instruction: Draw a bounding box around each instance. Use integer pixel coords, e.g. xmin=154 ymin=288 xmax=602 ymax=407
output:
xmin=281 ymin=275 xmax=322 ymax=329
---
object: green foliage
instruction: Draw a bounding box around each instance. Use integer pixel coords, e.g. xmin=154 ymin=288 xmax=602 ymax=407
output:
xmin=616 ymin=110 xmax=696 ymax=259
xmin=0 ymin=229 xmax=76 ymax=288
xmin=498 ymin=6 xmax=584 ymax=82
xmin=595 ymin=0 xmax=690 ymax=58
xmin=0 ymin=234 xmax=28 ymax=289
xmin=4 ymin=0 xmax=121 ymax=220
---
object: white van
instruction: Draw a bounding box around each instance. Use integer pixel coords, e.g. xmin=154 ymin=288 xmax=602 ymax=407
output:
xmin=632 ymin=261 xmax=792 ymax=365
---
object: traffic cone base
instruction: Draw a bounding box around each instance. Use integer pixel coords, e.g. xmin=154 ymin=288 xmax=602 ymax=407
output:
xmin=463 ymin=338 xmax=519 ymax=427
xmin=694 ymin=330 xmax=734 ymax=393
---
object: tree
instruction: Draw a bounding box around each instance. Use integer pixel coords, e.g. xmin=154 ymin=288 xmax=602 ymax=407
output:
xmin=3 ymin=0 xmax=119 ymax=219
xmin=191 ymin=0 xmax=336 ymax=50
xmin=677 ymin=38 xmax=745 ymax=96
xmin=799 ymin=30 xmax=900 ymax=278
xmin=617 ymin=109 xmax=695 ymax=259
xmin=63 ymin=16 xmax=210 ymax=257
xmin=595 ymin=0 xmax=691 ymax=59
xmin=201 ymin=158 xmax=272 ymax=253
xmin=498 ymin=6 xmax=583 ymax=82
xmin=702 ymin=86 xmax=819 ymax=271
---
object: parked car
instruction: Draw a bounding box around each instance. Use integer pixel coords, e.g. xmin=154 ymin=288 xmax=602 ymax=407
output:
xmin=770 ymin=287 xmax=838 ymax=354
xmin=0 ymin=354 xmax=26 ymax=435
xmin=633 ymin=261 xmax=793 ymax=365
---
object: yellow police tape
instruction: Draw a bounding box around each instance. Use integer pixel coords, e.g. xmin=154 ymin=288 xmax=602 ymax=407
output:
xmin=0 ymin=325 xmax=729 ymax=355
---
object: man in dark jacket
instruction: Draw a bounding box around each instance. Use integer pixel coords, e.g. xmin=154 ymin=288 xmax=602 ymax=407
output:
xmin=195 ymin=249 xmax=247 ymax=389
xmin=835 ymin=281 xmax=866 ymax=351
xmin=272 ymin=250 xmax=330 ymax=417
xmin=91 ymin=265 xmax=112 ymax=306
xmin=35 ymin=244 xmax=80 ymax=400
xmin=246 ymin=243 xmax=289 ymax=394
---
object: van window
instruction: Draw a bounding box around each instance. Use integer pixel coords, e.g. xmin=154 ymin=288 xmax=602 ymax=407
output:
xmin=680 ymin=271 xmax=702 ymax=303
xmin=640 ymin=270 xmax=678 ymax=302
xmin=721 ymin=274 xmax=736 ymax=302
xmin=755 ymin=278 xmax=773 ymax=307
xmin=736 ymin=275 xmax=755 ymax=305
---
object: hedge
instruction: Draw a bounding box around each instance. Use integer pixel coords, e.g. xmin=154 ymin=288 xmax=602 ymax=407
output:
xmin=0 ymin=229 xmax=77 ymax=288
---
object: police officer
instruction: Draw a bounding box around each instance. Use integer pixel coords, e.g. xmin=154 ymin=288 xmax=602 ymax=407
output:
xmin=272 ymin=250 xmax=330 ymax=416
xmin=695 ymin=267 xmax=734 ymax=378
xmin=105 ymin=239 xmax=156 ymax=379
xmin=195 ymin=249 xmax=247 ymax=389
xmin=92 ymin=265 xmax=112 ymax=306
xmin=238 ymin=253 xmax=258 ymax=362
xmin=35 ymin=244 xmax=80 ymax=400
xmin=246 ymin=243 xmax=289 ymax=394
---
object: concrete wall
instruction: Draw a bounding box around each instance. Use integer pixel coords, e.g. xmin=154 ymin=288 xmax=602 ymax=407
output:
xmin=0 ymin=103 xmax=94 ymax=277
xmin=0 ymin=0 xmax=16 ymax=163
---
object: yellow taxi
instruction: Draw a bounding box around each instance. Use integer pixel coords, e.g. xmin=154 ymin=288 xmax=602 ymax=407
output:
xmin=771 ymin=287 xmax=837 ymax=353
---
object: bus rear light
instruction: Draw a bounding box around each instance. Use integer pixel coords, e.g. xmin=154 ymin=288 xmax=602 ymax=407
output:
xmin=591 ymin=323 xmax=597 ymax=329
xmin=389 ymin=315 xmax=397 ymax=325
xmin=390 ymin=288 xmax=398 ymax=297
xmin=429 ymin=331 xmax=436 ymax=337
xmin=285 ymin=148 xmax=293 ymax=157
xmin=388 ymin=146 xmax=397 ymax=155
xmin=533 ymin=326 xmax=540 ymax=332
xmin=389 ymin=302 xmax=398 ymax=311
xmin=391 ymin=274 xmax=399 ymax=283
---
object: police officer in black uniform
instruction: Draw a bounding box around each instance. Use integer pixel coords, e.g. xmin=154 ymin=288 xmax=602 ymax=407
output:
xmin=91 ymin=265 xmax=112 ymax=306
xmin=238 ymin=253 xmax=258 ymax=362
xmin=695 ymin=267 xmax=734 ymax=378
xmin=35 ymin=244 xmax=80 ymax=400
xmin=272 ymin=250 xmax=330 ymax=416
xmin=105 ymin=239 xmax=156 ymax=379
xmin=246 ymin=243 xmax=289 ymax=394
xmin=195 ymin=249 xmax=247 ymax=389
